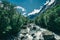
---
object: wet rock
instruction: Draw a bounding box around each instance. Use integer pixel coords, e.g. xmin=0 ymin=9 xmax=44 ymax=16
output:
xmin=13 ymin=23 xmax=60 ymax=40
xmin=42 ymin=30 xmax=56 ymax=40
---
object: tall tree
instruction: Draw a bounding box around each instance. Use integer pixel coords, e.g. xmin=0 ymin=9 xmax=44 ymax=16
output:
xmin=34 ymin=0 xmax=60 ymax=34
xmin=0 ymin=0 xmax=28 ymax=39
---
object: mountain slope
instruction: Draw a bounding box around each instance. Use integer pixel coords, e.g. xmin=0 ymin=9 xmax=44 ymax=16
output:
xmin=34 ymin=0 xmax=60 ymax=35
xmin=28 ymin=0 xmax=56 ymax=19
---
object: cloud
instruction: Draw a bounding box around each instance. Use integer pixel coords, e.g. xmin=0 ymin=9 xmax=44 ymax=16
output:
xmin=48 ymin=0 xmax=55 ymax=5
xmin=22 ymin=12 xmax=27 ymax=17
xmin=14 ymin=6 xmax=27 ymax=17
xmin=22 ymin=12 xmax=26 ymax=15
xmin=44 ymin=0 xmax=55 ymax=6
xmin=14 ymin=6 xmax=26 ymax=11
xmin=27 ymin=0 xmax=55 ymax=16
xmin=27 ymin=6 xmax=43 ymax=16
xmin=28 ymin=9 xmax=41 ymax=16
xmin=44 ymin=0 xmax=49 ymax=5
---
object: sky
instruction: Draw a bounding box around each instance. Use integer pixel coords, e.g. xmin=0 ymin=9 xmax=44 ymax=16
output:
xmin=7 ymin=0 xmax=47 ymax=16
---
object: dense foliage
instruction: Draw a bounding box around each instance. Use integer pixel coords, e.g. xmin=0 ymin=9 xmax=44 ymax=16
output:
xmin=0 ymin=0 xmax=28 ymax=39
xmin=0 ymin=0 xmax=60 ymax=39
xmin=34 ymin=1 xmax=60 ymax=34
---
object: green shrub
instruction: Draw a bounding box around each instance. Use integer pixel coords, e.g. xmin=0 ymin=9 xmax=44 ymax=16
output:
xmin=0 ymin=0 xmax=28 ymax=39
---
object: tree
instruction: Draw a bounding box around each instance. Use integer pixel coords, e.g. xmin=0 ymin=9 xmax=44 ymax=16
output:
xmin=0 ymin=0 xmax=28 ymax=39
xmin=34 ymin=1 xmax=60 ymax=34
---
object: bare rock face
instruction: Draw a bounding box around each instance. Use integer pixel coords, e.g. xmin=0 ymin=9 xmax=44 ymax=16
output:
xmin=13 ymin=23 xmax=60 ymax=40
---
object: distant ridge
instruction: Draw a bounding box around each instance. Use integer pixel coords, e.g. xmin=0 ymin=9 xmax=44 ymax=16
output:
xmin=28 ymin=0 xmax=56 ymax=19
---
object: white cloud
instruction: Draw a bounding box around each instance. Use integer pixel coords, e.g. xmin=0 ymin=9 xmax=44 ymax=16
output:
xmin=14 ymin=6 xmax=26 ymax=11
xmin=44 ymin=0 xmax=49 ymax=5
xmin=22 ymin=12 xmax=27 ymax=17
xmin=27 ymin=0 xmax=55 ymax=16
xmin=28 ymin=9 xmax=41 ymax=16
xmin=44 ymin=0 xmax=55 ymax=6
xmin=22 ymin=12 xmax=26 ymax=15
xmin=48 ymin=0 xmax=55 ymax=5
xmin=27 ymin=6 xmax=43 ymax=16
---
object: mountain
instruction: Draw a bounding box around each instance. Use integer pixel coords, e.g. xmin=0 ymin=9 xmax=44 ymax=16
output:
xmin=34 ymin=0 xmax=60 ymax=35
xmin=0 ymin=0 xmax=60 ymax=40
xmin=28 ymin=0 xmax=56 ymax=19
xmin=7 ymin=0 xmax=47 ymax=17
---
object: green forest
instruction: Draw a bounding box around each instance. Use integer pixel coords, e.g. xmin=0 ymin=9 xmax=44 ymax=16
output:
xmin=0 ymin=0 xmax=29 ymax=39
xmin=34 ymin=0 xmax=60 ymax=34
xmin=0 ymin=0 xmax=60 ymax=39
